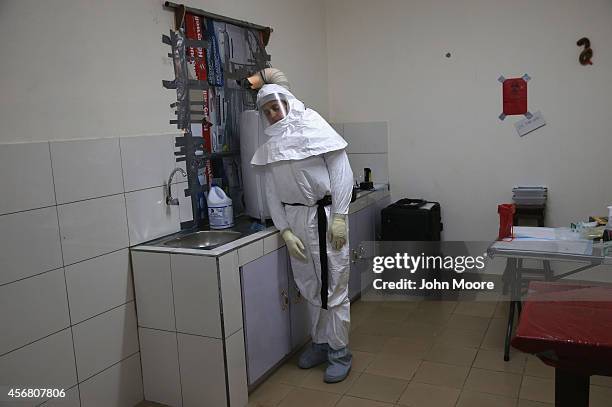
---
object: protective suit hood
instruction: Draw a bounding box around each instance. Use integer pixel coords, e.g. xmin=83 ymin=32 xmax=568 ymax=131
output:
xmin=250 ymin=84 xmax=347 ymax=166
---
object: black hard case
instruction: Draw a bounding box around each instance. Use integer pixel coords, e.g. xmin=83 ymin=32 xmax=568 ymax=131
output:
xmin=381 ymin=199 xmax=443 ymax=241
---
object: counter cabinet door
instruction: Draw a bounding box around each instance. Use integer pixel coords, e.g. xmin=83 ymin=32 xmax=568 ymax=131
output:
xmin=288 ymin=250 xmax=310 ymax=350
xmin=360 ymin=204 xmax=379 ymax=293
xmin=348 ymin=209 xmax=365 ymax=301
xmin=240 ymin=248 xmax=291 ymax=385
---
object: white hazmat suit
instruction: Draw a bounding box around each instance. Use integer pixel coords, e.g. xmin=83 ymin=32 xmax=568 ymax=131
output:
xmin=251 ymin=85 xmax=354 ymax=354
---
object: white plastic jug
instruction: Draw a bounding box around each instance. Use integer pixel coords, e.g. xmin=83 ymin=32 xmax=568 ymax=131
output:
xmin=207 ymin=186 xmax=234 ymax=229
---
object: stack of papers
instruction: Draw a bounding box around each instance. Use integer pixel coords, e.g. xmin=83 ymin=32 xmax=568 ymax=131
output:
xmin=495 ymin=227 xmax=593 ymax=255
xmin=513 ymin=185 xmax=547 ymax=206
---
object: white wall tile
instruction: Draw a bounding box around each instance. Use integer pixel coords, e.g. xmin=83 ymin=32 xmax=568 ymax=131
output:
xmin=177 ymin=333 xmax=226 ymax=407
xmin=226 ymin=330 xmax=248 ymax=407
xmin=57 ymin=194 xmax=129 ymax=266
xmin=50 ymin=138 xmax=124 ymax=204
xmin=219 ymin=251 xmax=243 ymax=337
xmin=40 ymin=386 xmax=80 ymax=407
xmin=0 ymin=207 xmax=63 ymax=285
xmin=348 ymin=153 xmax=389 ymax=184
xmin=65 ymin=249 xmax=133 ymax=324
xmin=344 ymin=122 xmax=388 ymax=154
xmin=177 ymin=181 xmax=193 ymax=224
xmin=171 ymin=254 xmax=222 ymax=338
xmin=125 ymin=186 xmax=180 ymax=246
xmin=131 ymin=251 xmax=175 ymax=331
xmin=238 ymin=240 xmax=263 ymax=266
xmin=72 ymin=302 xmax=139 ymax=381
xmin=120 ymin=134 xmax=175 ymax=192
xmin=139 ymin=328 xmax=182 ymax=407
xmin=0 ymin=269 xmax=70 ymax=355
xmin=0 ymin=142 xmax=55 ymax=215
xmin=172 ymin=134 xmax=188 ymax=184
xmin=263 ymin=232 xmax=285 ymax=255
xmin=175 ymin=155 xmax=188 ymax=183
xmin=79 ymin=352 xmax=143 ymax=407
xmin=0 ymin=328 xmax=77 ymax=389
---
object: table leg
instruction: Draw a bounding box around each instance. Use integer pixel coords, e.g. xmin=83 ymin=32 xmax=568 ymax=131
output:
xmin=504 ymin=301 xmax=516 ymax=361
xmin=555 ymin=368 xmax=589 ymax=407
xmin=504 ymin=258 xmax=519 ymax=361
xmin=544 ymin=260 xmax=553 ymax=280
xmin=502 ymin=265 xmax=509 ymax=295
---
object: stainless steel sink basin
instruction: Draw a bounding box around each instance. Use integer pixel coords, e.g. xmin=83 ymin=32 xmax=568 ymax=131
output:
xmin=162 ymin=230 xmax=243 ymax=250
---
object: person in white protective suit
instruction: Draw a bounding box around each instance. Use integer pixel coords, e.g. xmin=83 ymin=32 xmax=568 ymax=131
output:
xmin=250 ymin=84 xmax=354 ymax=383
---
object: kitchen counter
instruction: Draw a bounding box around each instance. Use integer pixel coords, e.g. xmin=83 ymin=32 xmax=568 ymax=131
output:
xmin=130 ymin=183 xmax=390 ymax=406
xmin=131 ymin=183 xmax=390 ymax=257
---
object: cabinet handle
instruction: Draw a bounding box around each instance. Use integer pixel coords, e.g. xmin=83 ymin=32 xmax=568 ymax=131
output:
xmin=352 ymin=246 xmax=366 ymax=262
xmin=294 ymin=284 xmax=303 ymax=304
xmin=281 ymin=289 xmax=289 ymax=311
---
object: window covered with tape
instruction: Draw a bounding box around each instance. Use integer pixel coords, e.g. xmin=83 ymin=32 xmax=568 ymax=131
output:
xmin=163 ymin=5 xmax=272 ymax=227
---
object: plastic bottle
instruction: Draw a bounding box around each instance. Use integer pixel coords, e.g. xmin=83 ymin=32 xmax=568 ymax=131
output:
xmin=207 ymin=186 xmax=234 ymax=229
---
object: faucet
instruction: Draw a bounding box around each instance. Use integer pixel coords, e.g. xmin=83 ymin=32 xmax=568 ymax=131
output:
xmin=166 ymin=167 xmax=187 ymax=205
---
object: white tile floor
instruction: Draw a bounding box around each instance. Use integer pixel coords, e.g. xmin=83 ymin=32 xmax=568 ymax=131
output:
xmin=138 ymin=299 xmax=612 ymax=407
xmin=246 ymin=299 xmax=612 ymax=407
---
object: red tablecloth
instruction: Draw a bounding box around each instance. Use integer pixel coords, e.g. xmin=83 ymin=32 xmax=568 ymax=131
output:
xmin=511 ymin=281 xmax=612 ymax=376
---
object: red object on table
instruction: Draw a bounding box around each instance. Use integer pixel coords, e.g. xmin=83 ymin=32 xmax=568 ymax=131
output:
xmin=512 ymin=281 xmax=612 ymax=376
xmin=498 ymin=204 xmax=515 ymax=241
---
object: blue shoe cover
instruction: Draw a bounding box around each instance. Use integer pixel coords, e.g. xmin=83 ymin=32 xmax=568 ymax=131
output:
xmin=324 ymin=347 xmax=352 ymax=383
xmin=298 ymin=342 xmax=328 ymax=369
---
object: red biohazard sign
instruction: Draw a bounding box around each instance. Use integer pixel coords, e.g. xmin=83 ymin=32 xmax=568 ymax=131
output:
xmin=498 ymin=74 xmax=531 ymax=121
xmin=503 ymin=78 xmax=527 ymax=115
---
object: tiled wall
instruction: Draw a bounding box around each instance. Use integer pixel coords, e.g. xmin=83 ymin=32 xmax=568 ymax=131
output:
xmin=132 ymin=250 xmax=248 ymax=407
xmin=331 ymin=122 xmax=389 ymax=185
xmin=0 ymin=134 xmax=191 ymax=406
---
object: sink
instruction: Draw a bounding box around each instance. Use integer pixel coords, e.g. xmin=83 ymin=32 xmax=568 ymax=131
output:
xmin=139 ymin=216 xmax=265 ymax=251
xmin=162 ymin=230 xmax=243 ymax=250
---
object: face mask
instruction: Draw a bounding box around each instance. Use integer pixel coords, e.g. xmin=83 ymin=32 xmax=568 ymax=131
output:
xmin=257 ymin=93 xmax=290 ymax=128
